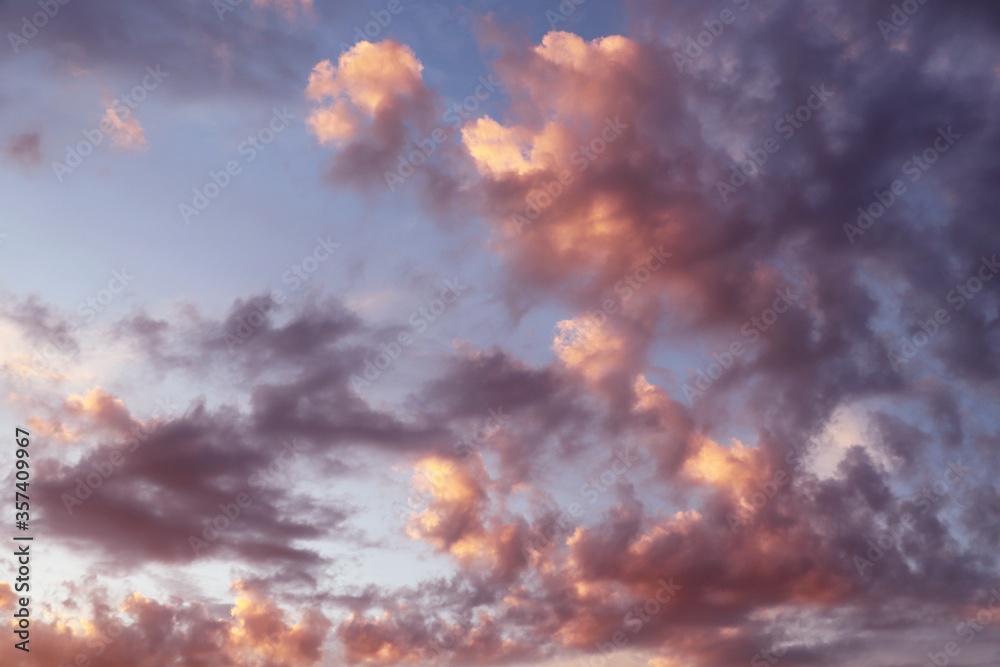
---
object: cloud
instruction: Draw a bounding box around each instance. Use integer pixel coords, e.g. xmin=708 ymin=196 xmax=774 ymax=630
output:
xmin=6 ymin=264 xmax=1000 ymax=665
xmin=101 ymin=104 xmax=147 ymax=151
xmin=64 ymin=386 xmax=136 ymax=432
xmin=4 ymin=131 xmax=42 ymax=167
xmin=404 ymin=454 xmax=527 ymax=580
xmin=5 ymin=1 xmax=1000 ymax=662
xmin=304 ymin=40 xmax=469 ymax=198
xmin=305 ymin=41 xmax=432 ymax=147
xmin=291 ymin=7 xmax=1000 ymax=662
xmin=0 ymin=580 xmax=331 ymax=666
xmin=0 ymin=292 xmax=81 ymax=357
xmin=0 ymin=0 xmax=336 ymax=102
xmin=254 ymin=0 xmax=315 ymax=21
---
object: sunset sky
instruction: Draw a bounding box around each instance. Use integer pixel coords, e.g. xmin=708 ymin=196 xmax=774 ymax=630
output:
xmin=2 ymin=0 xmax=1000 ymax=665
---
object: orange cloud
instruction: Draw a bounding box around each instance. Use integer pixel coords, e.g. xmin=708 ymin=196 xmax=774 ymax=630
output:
xmin=0 ymin=582 xmax=15 ymax=610
xmin=5 ymin=582 xmax=331 ymax=666
xmin=227 ymin=581 xmax=331 ymax=666
xmin=26 ymin=413 xmax=79 ymax=443
xmin=461 ymin=117 xmax=568 ymax=178
xmin=405 ymin=455 xmax=488 ymax=551
xmin=65 ymin=386 xmax=135 ymax=432
xmin=553 ymin=315 xmax=630 ymax=385
xmin=337 ymin=613 xmax=415 ymax=665
xmin=682 ymin=435 xmax=760 ymax=491
xmin=405 ymin=455 xmax=526 ymax=578
xmin=100 ymin=104 xmax=146 ymax=151
xmin=306 ymin=41 xmax=426 ymax=146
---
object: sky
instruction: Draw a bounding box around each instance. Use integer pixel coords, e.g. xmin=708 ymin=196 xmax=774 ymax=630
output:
xmin=1 ymin=0 xmax=1000 ymax=665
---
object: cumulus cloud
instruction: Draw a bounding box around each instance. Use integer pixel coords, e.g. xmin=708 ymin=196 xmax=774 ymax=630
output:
xmin=305 ymin=41 xmax=434 ymax=148
xmin=294 ymin=3 xmax=1000 ymax=662
xmin=404 ymin=454 xmax=527 ymax=580
xmin=5 ymin=0 xmax=1000 ymax=665
xmin=0 ymin=580 xmax=331 ymax=666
